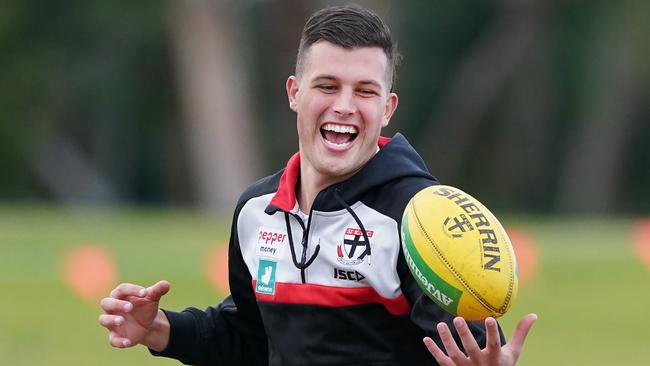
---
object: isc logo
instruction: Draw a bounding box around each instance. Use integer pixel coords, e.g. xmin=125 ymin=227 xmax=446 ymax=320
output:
xmin=333 ymin=268 xmax=366 ymax=281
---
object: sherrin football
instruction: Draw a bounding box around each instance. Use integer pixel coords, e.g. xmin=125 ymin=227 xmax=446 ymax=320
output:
xmin=401 ymin=185 xmax=518 ymax=320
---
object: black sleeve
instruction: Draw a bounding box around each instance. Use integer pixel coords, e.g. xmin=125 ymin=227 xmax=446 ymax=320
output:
xmin=151 ymin=203 xmax=268 ymax=366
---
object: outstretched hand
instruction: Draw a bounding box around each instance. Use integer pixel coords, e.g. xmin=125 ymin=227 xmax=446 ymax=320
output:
xmin=98 ymin=280 xmax=171 ymax=349
xmin=424 ymin=313 xmax=537 ymax=366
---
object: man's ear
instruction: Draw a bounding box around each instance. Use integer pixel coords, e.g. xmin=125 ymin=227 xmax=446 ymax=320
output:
xmin=381 ymin=92 xmax=399 ymax=128
xmin=286 ymin=76 xmax=299 ymax=112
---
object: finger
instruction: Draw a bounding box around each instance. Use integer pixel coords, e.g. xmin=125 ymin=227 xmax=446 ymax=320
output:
xmin=100 ymin=298 xmax=134 ymax=313
xmin=423 ymin=337 xmax=454 ymax=366
xmin=145 ymin=280 xmax=171 ymax=302
xmin=109 ymin=331 xmax=133 ymax=348
xmin=98 ymin=314 xmax=125 ymax=329
xmin=437 ymin=322 xmax=468 ymax=365
xmin=109 ymin=283 xmax=147 ymax=299
xmin=453 ymin=317 xmax=482 ymax=360
xmin=507 ymin=313 xmax=538 ymax=355
xmin=484 ymin=317 xmax=502 ymax=362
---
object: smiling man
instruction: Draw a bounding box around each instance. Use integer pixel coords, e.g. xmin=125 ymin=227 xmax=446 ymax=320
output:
xmin=99 ymin=5 xmax=536 ymax=366
xmin=287 ymin=39 xmax=398 ymax=212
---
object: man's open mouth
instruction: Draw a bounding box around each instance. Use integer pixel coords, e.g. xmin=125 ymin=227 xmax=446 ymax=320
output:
xmin=320 ymin=123 xmax=358 ymax=146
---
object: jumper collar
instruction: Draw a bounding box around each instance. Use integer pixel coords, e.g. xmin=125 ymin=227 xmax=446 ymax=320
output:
xmin=265 ymin=136 xmax=392 ymax=214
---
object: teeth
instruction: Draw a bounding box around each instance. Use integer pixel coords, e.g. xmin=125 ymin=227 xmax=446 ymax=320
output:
xmin=322 ymin=123 xmax=358 ymax=134
xmin=326 ymin=141 xmax=351 ymax=147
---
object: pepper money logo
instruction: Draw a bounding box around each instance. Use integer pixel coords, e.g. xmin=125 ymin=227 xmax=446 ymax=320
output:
xmin=257 ymin=227 xmax=287 ymax=258
xmin=336 ymin=228 xmax=373 ymax=265
xmin=255 ymin=259 xmax=277 ymax=295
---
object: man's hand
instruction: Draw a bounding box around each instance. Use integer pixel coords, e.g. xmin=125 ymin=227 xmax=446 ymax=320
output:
xmin=424 ymin=313 xmax=537 ymax=366
xmin=98 ymin=280 xmax=171 ymax=351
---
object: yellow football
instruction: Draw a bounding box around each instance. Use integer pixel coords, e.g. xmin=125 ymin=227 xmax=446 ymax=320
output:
xmin=401 ymin=185 xmax=518 ymax=320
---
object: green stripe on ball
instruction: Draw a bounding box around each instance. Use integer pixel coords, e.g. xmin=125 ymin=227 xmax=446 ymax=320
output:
xmin=401 ymin=213 xmax=462 ymax=315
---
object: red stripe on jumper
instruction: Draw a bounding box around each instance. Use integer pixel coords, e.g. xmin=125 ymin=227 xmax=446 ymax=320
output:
xmin=269 ymin=152 xmax=300 ymax=212
xmin=252 ymin=280 xmax=410 ymax=316
xmin=378 ymin=135 xmax=391 ymax=148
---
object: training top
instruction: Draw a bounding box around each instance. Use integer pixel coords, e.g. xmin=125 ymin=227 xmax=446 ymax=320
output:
xmin=153 ymin=133 xmax=503 ymax=366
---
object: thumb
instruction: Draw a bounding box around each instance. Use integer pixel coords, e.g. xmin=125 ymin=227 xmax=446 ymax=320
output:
xmin=508 ymin=313 xmax=538 ymax=352
xmin=146 ymin=280 xmax=171 ymax=302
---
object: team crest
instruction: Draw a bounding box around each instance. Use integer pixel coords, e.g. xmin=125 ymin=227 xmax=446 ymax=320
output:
xmin=337 ymin=228 xmax=373 ymax=265
xmin=443 ymin=214 xmax=474 ymax=238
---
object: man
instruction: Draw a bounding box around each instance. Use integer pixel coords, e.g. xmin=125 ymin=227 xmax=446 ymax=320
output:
xmin=98 ymin=5 xmax=536 ymax=365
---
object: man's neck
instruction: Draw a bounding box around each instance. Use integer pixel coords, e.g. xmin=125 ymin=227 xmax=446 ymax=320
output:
xmin=297 ymin=163 xmax=345 ymax=214
xmin=297 ymin=146 xmax=381 ymax=213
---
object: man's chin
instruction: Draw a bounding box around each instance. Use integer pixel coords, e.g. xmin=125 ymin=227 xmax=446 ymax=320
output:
xmin=316 ymin=161 xmax=362 ymax=181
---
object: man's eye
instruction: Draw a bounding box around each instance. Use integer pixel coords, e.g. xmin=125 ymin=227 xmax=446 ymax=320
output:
xmin=358 ymin=89 xmax=377 ymax=96
xmin=317 ymin=85 xmax=337 ymax=92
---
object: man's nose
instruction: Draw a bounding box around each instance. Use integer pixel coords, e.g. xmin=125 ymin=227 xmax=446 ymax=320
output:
xmin=333 ymin=89 xmax=356 ymax=117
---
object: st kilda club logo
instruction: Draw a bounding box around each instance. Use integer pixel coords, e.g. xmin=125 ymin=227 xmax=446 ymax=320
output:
xmin=337 ymin=228 xmax=373 ymax=265
xmin=443 ymin=214 xmax=474 ymax=239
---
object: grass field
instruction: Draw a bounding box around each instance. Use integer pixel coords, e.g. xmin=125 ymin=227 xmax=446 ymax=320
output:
xmin=1 ymin=206 xmax=648 ymax=365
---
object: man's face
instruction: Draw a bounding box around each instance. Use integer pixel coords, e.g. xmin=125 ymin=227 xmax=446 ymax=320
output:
xmin=286 ymin=41 xmax=398 ymax=184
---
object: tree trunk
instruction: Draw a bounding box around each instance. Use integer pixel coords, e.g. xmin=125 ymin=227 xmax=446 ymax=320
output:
xmin=168 ymin=0 xmax=260 ymax=213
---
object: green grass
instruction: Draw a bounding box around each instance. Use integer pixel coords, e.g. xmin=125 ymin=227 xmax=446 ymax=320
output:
xmin=1 ymin=206 xmax=648 ymax=365
xmin=499 ymin=217 xmax=650 ymax=365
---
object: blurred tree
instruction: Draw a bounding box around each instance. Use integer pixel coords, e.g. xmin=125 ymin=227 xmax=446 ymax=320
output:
xmin=0 ymin=0 xmax=648 ymax=213
xmin=0 ymin=1 xmax=178 ymax=204
xmin=167 ymin=0 xmax=260 ymax=212
xmin=556 ymin=0 xmax=650 ymax=212
xmin=416 ymin=0 xmax=550 ymax=189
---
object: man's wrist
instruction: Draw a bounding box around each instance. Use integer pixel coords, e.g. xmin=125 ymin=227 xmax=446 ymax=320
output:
xmin=142 ymin=309 xmax=170 ymax=352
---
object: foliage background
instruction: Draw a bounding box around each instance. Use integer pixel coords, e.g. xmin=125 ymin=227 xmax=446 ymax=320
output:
xmin=1 ymin=0 xmax=648 ymax=213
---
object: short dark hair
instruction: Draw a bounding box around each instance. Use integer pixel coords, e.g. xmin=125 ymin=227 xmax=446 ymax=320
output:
xmin=295 ymin=4 xmax=400 ymax=90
